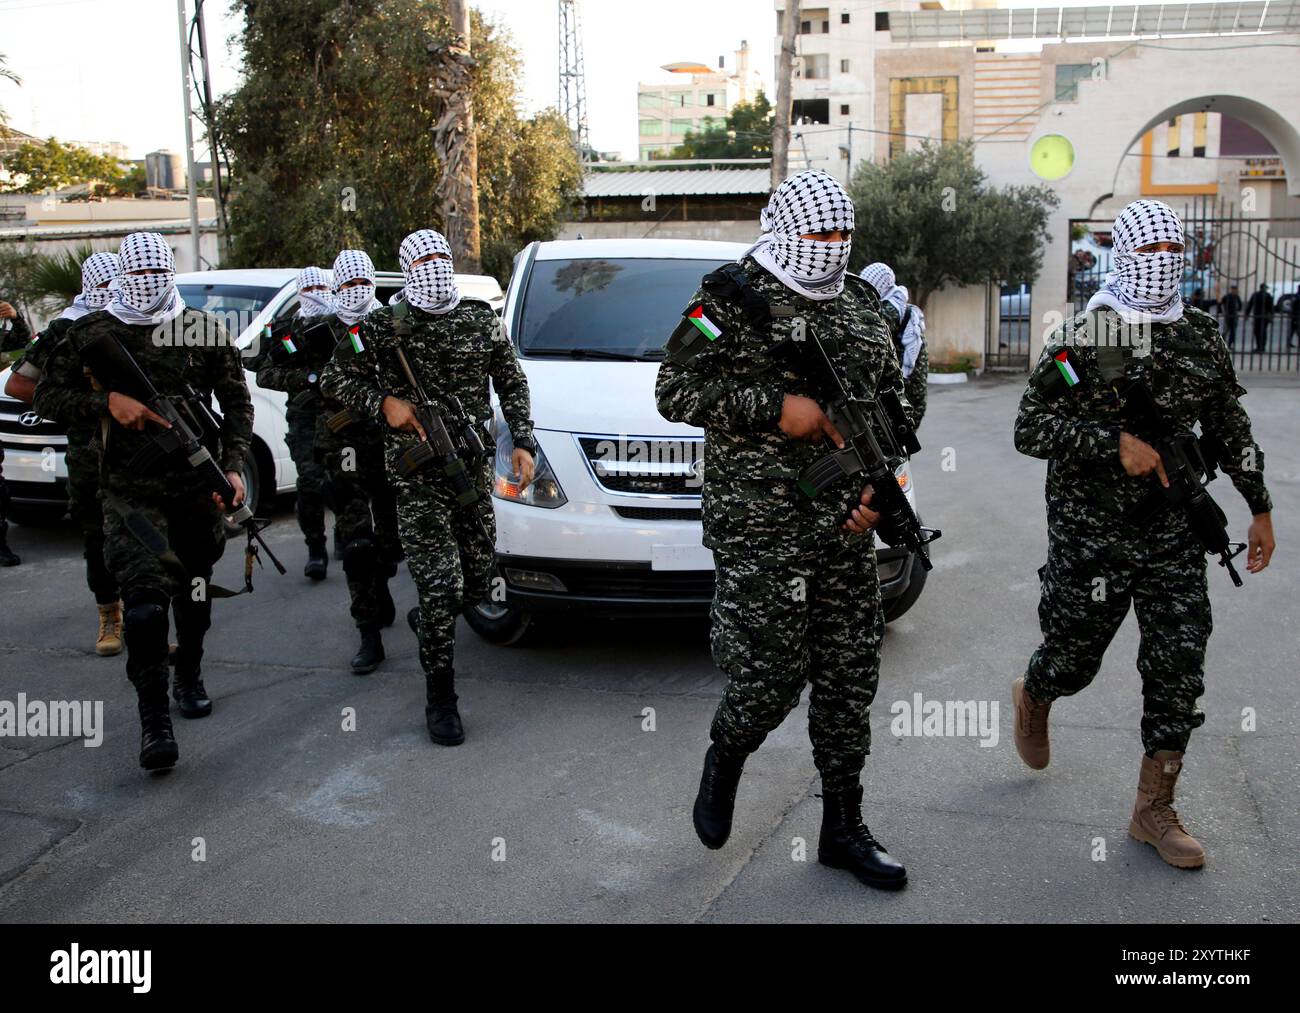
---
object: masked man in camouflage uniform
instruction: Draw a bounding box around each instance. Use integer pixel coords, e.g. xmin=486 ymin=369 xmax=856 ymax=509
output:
xmin=34 ymin=233 xmax=254 ymax=772
xmin=859 ymin=263 xmax=929 ymax=428
xmin=322 ymin=229 xmax=535 ymax=746
xmin=1013 ymin=200 xmax=1276 ymax=869
xmin=0 ymin=299 xmax=35 ymax=566
xmin=5 ymin=253 xmax=124 ymax=651
xmin=656 ymin=170 xmax=911 ymax=890
xmin=255 ymin=266 xmax=337 ymax=581
xmin=318 ymin=250 xmax=404 ymax=675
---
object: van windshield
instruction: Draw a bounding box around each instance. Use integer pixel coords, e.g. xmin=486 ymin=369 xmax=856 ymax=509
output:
xmin=517 ymin=257 xmax=729 ymax=361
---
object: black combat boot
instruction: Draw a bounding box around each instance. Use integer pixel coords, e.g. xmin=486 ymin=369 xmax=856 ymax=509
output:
xmin=0 ymin=520 xmax=20 ymax=567
xmin=124 ymin=592 xmax=178 ymax=771
xmin=304 ymin=537 xmax=329 ymax=582
xmin=426 ymin=692 xmax=465 ymax=746
xmin=693 ymin=745 xmax=745 ymax=849
xmin=818 ymin=784 xmax=907 ymax=890
xmin=171 ymin=597 xmax=213 ymax=719
xmin=351 ymin=627 xmax=385 ymax=675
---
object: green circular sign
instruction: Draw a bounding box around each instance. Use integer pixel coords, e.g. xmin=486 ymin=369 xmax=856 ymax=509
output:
xmin=1030 ymin=133 xmax=1075 ymax=181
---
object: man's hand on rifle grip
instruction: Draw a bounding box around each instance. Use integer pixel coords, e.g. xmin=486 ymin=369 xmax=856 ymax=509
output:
xmin=844 ymin=485 xmax=881 ymax=534
xmin=108 ymin=392 xmax=170 ymax=432
xmin=382 ymin=395 xmax=427 ymax=441
xmin=779 ymin=394 xmax=844 ymax=446
xmin=1246 ymin=513 xmax=1275 ymax=574
xmin=1119 ymin=432 xmax=1169 ymax=488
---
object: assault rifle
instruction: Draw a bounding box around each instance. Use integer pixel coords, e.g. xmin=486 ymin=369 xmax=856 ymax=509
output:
xmin=78 ymin=330 xmax=286 ymax=579
xmin=1116 ymin=378 xmax=1246 ymax=587
xmin=796 ymin=331 xmax=940 ymax=570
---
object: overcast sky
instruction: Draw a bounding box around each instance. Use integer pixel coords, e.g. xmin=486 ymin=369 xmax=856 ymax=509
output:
xmin=0 ymin=0 xmax=775 ymax=161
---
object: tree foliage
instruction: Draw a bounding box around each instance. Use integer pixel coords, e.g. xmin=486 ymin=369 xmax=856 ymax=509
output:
xmin=848 ymin=140 xmax=1059 ymax=308
xmin=0 ymin=137 xmax=133 ymax=194
xmin=666 ymin=91 xmax=773 ymax=160
xmin=217 ymin=0 xmax=582 ymax=282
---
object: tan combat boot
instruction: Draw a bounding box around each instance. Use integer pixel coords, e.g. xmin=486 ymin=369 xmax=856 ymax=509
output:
xmin=96 ymin=602 xmax=124 ymax=657
xmin=1129 ymin=751 xmax=1205 ymax=869
xmin=1013 ymin=677 xmax=1051 ymax=769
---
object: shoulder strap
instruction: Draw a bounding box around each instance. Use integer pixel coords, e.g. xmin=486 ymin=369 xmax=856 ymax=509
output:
xmin=391 ymin=299 xmax=412 ymax=337
xmin=701 ymin=263 xmax=771 ymax=328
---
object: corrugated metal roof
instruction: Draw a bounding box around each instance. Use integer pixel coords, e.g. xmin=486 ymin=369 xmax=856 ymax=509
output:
xmin=583 ymin=168 xmax=771 ymax=198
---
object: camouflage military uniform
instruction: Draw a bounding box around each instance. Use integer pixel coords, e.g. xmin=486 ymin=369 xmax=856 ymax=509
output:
xmin=267 ymin=312 xmax=401 ymax=630
xmin=876 ymin=296 xmax=929 ymax=428
xmin=33 ymin=308 xmax=253 ymax=691
xmin=321 ymin=298 xmax=534 ymax=703
xmin=12 ymin=317 xmax=119 ymax=603
xmin=655 ymin=257 xmax=910 ymax=794
xmin=1015 ymin=306 xmax=1271 ymax=753
xmin=252 ymin=315 xmax=330 ymax=547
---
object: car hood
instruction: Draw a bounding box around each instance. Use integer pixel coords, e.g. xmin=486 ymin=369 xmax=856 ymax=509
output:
xmin=515 ymin=358 xmax=700 ymax=437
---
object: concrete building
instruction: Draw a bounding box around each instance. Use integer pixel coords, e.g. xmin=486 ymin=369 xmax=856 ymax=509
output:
xmin=636 ymin=43 xmax=765 ymax=161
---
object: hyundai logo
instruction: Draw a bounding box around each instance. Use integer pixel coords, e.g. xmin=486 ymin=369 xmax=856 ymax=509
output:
xmin=18 ymin=411 xmax=43 ymax=428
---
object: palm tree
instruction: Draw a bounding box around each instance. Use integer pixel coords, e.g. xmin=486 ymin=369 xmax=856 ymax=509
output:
xmin=27 ymin=243 xmax=101 ymax=304
xmin=0 ymin=53 xmax=21 ymax=128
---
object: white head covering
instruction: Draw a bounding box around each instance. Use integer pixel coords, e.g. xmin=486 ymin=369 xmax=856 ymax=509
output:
xmin=741 ymin=170 xmax=854 ymax=301
xmin=898 ymin=304 xmax=925 ymax=379
xmin=331 ymin=249 xmax=381 ymax=325
xmin=1087 ymin=199 xmax=1186 ymax=325
xmin=860 ymin=262 xmax=908 ymax=318
xmin=108 ymin=233 xmax=185 ymax=326
xmin=397 ymin=229 xmax=461 ymax=315
xmin=296 ymin=266 xmax=335 ymax=318
xmin=60 ymin=252 xmax=122 ymax=322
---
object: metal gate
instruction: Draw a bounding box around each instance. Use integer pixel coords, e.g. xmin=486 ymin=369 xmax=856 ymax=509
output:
xmin=1070 ymin=198 xmax=1300 ymax=372
xmin=985 ymin=280 xmax=1034 ymax=370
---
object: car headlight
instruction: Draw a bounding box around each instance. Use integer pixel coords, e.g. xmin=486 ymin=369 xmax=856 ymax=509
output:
xmin=491 ymin=411 xmax=567 ymax=508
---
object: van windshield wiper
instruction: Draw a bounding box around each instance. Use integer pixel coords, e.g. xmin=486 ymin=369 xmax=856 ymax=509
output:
xmin=526 ymin=347 xmax=661 ymax=362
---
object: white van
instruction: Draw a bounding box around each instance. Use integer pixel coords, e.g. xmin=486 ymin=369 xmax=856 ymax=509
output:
xmin=466 ymin=238 xmax=929 ymax=644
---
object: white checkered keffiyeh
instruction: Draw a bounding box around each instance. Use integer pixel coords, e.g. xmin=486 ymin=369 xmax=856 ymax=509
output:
xmin=397 ymin=229 xmax=461 ymax=315
xmin=1087 ymin=199 xmax=1186 ymax=324
xmin=860 ymin=262 xmax=908 ymax=318
xmin=296 ymin=266 xmax=335 ymax=318
xmin=108 ymin=232 xmax=184 ymax=325
xmin=743 ymin=170 xmax=855 ymax=301
xmin=332 ymin=249 xmax=382 ymax=325
xmin=60 ymin=252 xmax=122 ymax=321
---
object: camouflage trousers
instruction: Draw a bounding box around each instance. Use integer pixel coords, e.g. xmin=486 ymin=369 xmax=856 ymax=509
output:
xmin=1023 ymin=529 xmax=1212 ymax=754
xmin=65 ymin=427 xmax=118 ymax=605
xmin=397 ymin=475 xmax=495 ymax=697
xmin=709 ymin=541 xmax=884 ymax=794
xmin=103 ymin=485 xmax=226 ymax=687
xmin=317 ymin=418 xmax=402 ymax=631
xmin=285 ymin=409 xmax=327 ymax=543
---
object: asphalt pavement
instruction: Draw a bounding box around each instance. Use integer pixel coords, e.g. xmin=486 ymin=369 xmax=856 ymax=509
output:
xmin=1 ymin=373 xmax=1297 ymax=923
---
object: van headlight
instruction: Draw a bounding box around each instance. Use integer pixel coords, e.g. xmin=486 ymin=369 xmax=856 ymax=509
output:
xmin=491 ymin=411 xmax=567 ymax=508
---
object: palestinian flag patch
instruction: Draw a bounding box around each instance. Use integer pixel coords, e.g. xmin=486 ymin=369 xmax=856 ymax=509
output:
xmin=348 ymin=327 xmax=365 ymax=354
xmin=1054 ymin=350 xmax=1081 ymax=387
xmin=280 ymin=334 xmax=298 ymax=354
xmin=686 ymin=304 xmax=722 ymax=342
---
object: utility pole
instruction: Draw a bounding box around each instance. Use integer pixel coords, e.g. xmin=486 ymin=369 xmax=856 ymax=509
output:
xmin=772 ymin=0 xmax=800 ymax=188
xmin=433 ymin=0 xmax=482 ymax=272
xmin=175 ymin=0 xmax=201 ymax=269
xmin=193 ymin=0 xmax=229 ymax=262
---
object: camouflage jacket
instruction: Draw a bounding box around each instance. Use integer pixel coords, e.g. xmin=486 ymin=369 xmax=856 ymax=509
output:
xmin=1 ymin=311 xmax=32 ymax=356
xmin=852 ymin=278 xmax=928 ymax=427
xmin=1014 ymin=306 xmax=1271 ymax=543
xmin=255 ymin=311 xmax=348 ymax=418
xmin=320 ymin=298 xmax=535 ymax=483
xmin=655 ymin=256 xmax=911 ymax=559
xmin=11 ymin=315 xmax=72 ymax=382
xmin=33 ymin=308 xmax=254 ymax=495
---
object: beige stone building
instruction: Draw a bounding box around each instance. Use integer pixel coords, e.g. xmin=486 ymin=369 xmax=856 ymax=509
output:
xmin=637 ymin=43 xmax=765 ymax=161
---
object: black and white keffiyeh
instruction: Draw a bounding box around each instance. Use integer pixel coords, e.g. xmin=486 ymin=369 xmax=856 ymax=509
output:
xmin=296 ymin=266 xmax=335 ymax=318
xmin=1087 ymin=199 xmax=1186 ymax=324
xmin=899 ymin=304 xmax=925 ymax=378
xmin=397 ymin=229 xmax=461 ymax=315
xmin=331 ymin=249 xmax=381 ymax=325
xmin=743 ymin=170 xmax=855 ymax=300
xmin=108 ymin=233 xmax=185 ymax=325
xmin=860 ymin=262 xmax=908 ymax=318
xmin=60 ymin=252 xmax=122 ymax=321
